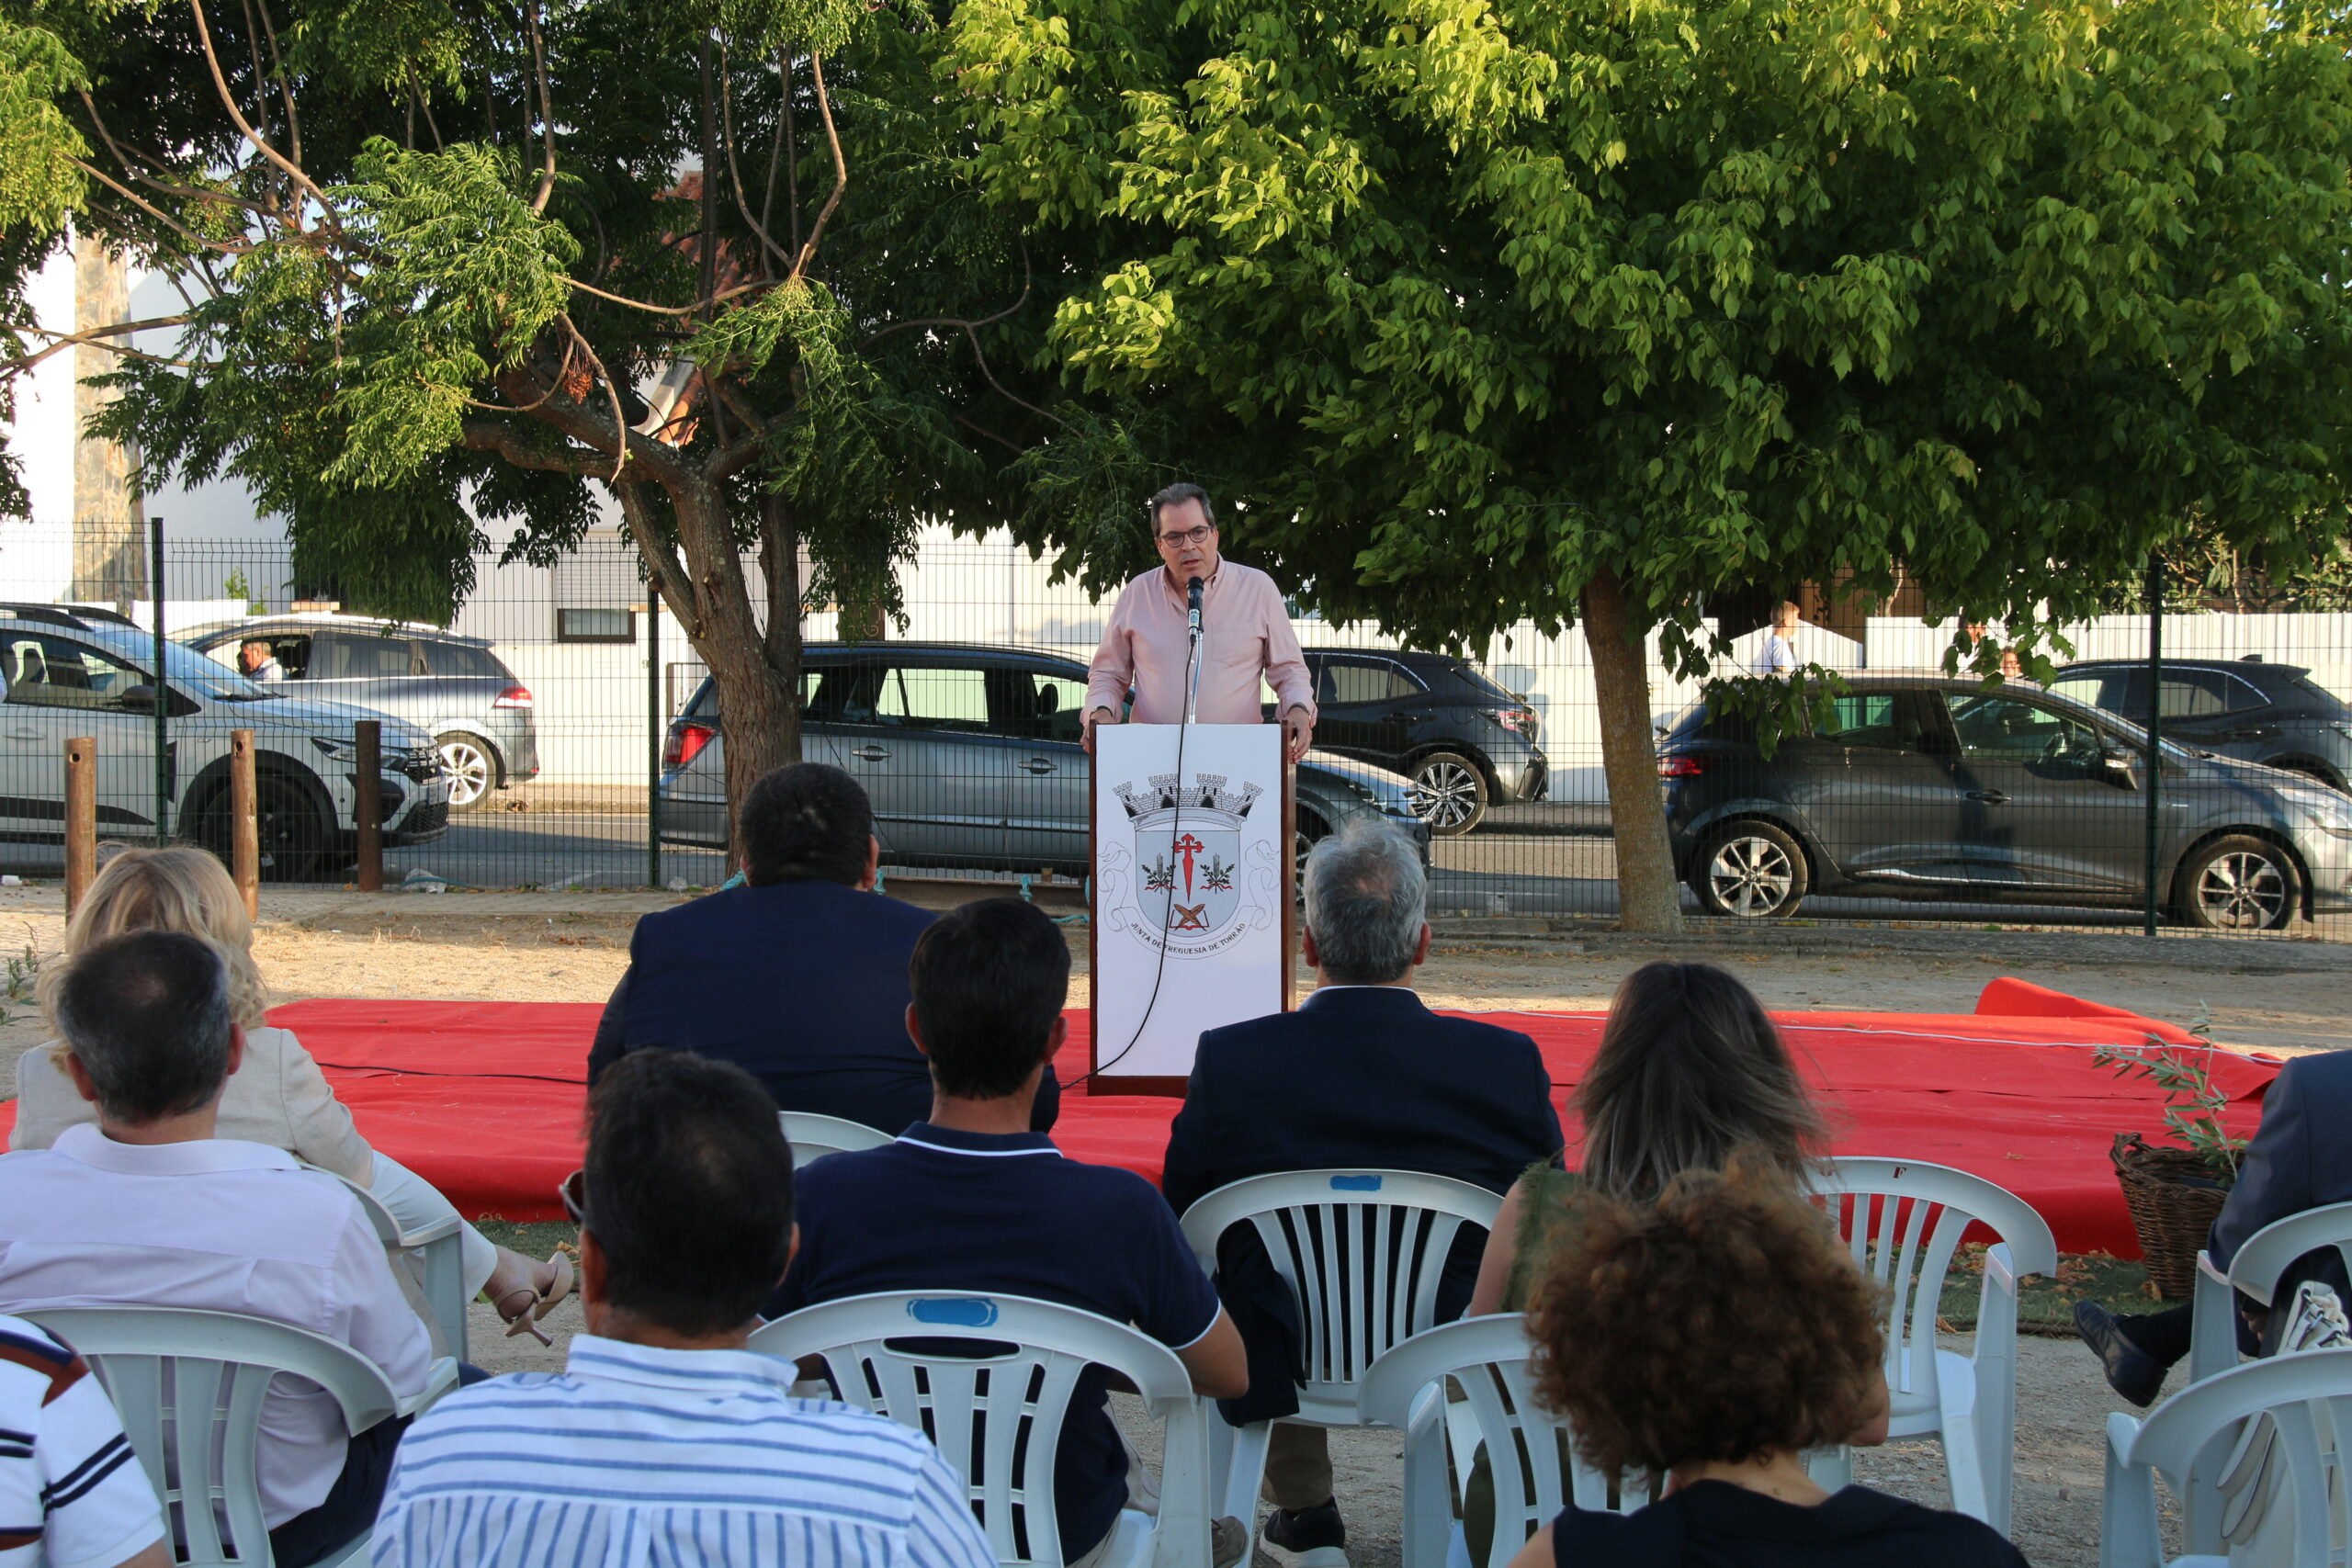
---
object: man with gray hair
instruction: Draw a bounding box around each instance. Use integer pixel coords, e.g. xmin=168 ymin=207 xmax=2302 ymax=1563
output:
xmin=1160 ymin=819 xmax=1561 ymax=1568
xmin=0 ymin=930 xmax=431 ymax=1567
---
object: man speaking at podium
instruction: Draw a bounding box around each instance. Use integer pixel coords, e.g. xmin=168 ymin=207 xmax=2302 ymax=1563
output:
xmin=1083 ymin=482 xmax=1317 ymax=762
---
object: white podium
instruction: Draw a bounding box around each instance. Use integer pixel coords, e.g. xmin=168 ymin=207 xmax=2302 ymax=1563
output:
xmin=1089 ymin=724 xmax=1295 ymax=1094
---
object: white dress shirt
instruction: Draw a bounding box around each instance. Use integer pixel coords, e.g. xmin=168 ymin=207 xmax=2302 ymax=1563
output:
xmin=0 ymin=1124 xmax=433 ymax=1527
xmin=371 ymin=1336 xmax=999 ymax=1568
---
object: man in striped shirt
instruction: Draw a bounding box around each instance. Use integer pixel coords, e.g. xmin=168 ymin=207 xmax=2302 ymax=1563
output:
xmin=0 ymin=1313 xmax=167 ymax=1568
xmin=369 ymin=1050 xmax=995 ymax=1568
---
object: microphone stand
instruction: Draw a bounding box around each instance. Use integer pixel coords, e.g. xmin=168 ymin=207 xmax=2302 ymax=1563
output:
xmin=1184 ymin=575 xmax=1204 ymax=727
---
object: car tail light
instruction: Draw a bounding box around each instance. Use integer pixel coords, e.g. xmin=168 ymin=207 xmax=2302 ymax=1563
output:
xmin=1657 ymin=754 xmax=1704 ymax=778
xmin=664 ymin=720 xmax=718 ymax=768
xmin=492 ymin=684 xmax=534 ymax=709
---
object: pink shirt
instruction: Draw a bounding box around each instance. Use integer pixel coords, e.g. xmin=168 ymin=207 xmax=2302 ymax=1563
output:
xmin=1087 ymin=562 xmax=1317 ymax=727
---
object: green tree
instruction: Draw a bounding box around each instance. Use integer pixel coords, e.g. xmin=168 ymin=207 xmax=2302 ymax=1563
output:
xmin=0 ymin=0 xmax=1037 ymax=825
xmin=946 ymin=0 xmax=2352 ymax=931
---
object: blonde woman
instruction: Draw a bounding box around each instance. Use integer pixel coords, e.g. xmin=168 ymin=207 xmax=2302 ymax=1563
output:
xmin=13 ymin=846 xmax=571 ymax=1342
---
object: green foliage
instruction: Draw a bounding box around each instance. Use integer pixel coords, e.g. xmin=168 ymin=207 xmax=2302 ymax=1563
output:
xmin=943 ymin=0 xmax=2352 ymax=669
xmin=2094 ymin=1009 xmax=2248 ymax=1185
xmin=0 ymin=20 xmax=86 ymax=234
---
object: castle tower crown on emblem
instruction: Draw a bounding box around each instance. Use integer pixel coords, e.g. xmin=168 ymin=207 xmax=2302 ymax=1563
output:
xmin=1121 ymin=771 xmax=1263 ymax=834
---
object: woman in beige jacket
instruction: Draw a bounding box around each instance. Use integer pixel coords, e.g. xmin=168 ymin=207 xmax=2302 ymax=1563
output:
xmin=13 ymin=847 xmax=572 ymax=1342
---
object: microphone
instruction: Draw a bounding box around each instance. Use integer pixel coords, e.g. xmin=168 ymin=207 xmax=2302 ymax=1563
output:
xmin=1186 ymin=576 xmax=1204 ymax=639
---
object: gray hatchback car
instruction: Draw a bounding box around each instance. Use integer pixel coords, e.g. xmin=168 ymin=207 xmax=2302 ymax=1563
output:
xmin=180 ymin=614 xmax=540 ymax=810
xmin=657 ymin=642 xmax=1432 ymax=874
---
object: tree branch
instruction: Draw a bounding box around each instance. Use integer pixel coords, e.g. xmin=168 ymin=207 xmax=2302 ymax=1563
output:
xmin=560 ymin=314 xmax=633 ymax=480
xmin=763 ymin=49 xmax=789 ymax=253
xmin=65 ymin=157 xmax=252 ymax=256
xmin=245 ymin=0 xmax=302 ymax=165
xmin=4 ymin=315 xmax=193 ymax=372
xmin=187 ymin=0 xmax=338 ymax=231
xmin=564 ymin=275 xmax=764 ymax=316
xmin=459 ymin=417 xmax=616 ymax=475
xmin=786 ymin=53 xmax=844 ymax=279
xmin=526 ymin=0 xmax=557 ymax=212
xmin=718 ymin=40 xmax=792 ymax=276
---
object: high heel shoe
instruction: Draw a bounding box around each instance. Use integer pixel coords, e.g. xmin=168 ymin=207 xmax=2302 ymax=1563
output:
xmin=489 ymin=1253 xmax=575 ymax=1346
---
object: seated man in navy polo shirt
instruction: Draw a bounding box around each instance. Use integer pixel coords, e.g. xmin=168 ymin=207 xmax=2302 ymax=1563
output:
xmin=769 ymin=897 xmax=1250 ymax=1568
xmin=588 ymin=761 xmax=1057 ymax=1134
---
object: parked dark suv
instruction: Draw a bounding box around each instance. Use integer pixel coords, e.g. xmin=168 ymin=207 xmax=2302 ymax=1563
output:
xmin=1657 ymin=675 xmax=2352 ymax=929
xmin=1280 ymin=649 xmax=1547 ymax=835
xmin=2047 ymin=658 xmax=2352 ymax=791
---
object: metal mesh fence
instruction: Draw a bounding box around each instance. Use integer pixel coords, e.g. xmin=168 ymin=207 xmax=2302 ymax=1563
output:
xmin=2 ymin=519 xmax=2347 ymax=939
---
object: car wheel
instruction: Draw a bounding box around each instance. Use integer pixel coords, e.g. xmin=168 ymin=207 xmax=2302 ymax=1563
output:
xmin=435 ymin=731 xmax=499 ymax=810
xmin=251 ymin=773 xmax=332 ymax=883
xmin=1409 ymin=751 xmax=1488 ymax=836
xmin=2175 ymin=834 xmax=2300 ymax=931
xmin=1693 ymin=821 xmax=1810 ymax=919
xmin=1294 ymin=809 xmax=1330 ymax=896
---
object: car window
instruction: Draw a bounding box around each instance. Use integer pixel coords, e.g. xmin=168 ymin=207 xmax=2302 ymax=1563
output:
xmin=315 ymin=633 xmax=423 ymax=679
xmin=1942 ymin=692 xmax=2102 ymax=761
xmin=2046 ymin=671 xmax=2116 ymax=712
xmin=2221 ymin=672 xmax=2269 ymax=713
xmin=422 ymin=640 xmax=501 ymax=678
xmin=2155 ymin=670 xmax=2233 ymax=719
xmin=3 ymin=635 xmax=153 ymax=712
xmin=1815 ymin=693 xmax=1928 ymax=753
xmin=879 ymin=666 xmax=992 ymax=732
xmin=266 ymin=634 xmax=313 ymax=679
xmin=1320 ymin=659 xmax=1419 ymax=705
xmin=987 ymin=668 xmax=1087 ymax=740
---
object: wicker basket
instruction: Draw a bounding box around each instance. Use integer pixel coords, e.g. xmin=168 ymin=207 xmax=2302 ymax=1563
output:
xmin=2111 ymin=1132 xmax=2233 ymax=1300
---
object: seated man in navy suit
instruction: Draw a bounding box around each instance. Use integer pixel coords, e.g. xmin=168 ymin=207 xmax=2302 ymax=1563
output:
xmin=1161 ymin=818 xmax=1564 ymax=1568
xmin=588 ymin=761 xmax=1058 ymax=1134
xmin=2076 ymin=1047 xmax=2352 ymax=1405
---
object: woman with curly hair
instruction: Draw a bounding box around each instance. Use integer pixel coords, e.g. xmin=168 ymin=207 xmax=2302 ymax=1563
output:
xmin=1509 ymin=1156 xmax=2024 ymax=1565
xmin=13 ymin=846 xmax=571 ymax=1342
xmin=1469 ymin=958 xmax=1825 ymax=1315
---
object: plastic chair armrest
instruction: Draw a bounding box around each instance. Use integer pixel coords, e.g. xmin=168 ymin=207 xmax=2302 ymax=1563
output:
xmin=1971 ymin=1243 xmax=2021 ymax=1533
xmin=398 ymin=1356 xmax=462 ymax=1419
xmin=2101 ymin=1412 xmax=2162 ymax=1568
xmin=2189 ymin=1252 xmax=2238 ymax=1386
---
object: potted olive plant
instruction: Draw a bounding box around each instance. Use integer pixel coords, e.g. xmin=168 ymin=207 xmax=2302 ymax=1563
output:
xmin=2096 ymin=1012 xmax=2249 ymax=1300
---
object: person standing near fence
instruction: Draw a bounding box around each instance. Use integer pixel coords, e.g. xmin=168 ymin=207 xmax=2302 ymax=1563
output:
xmin=1083 ymin=483 xmax=1317 ymax=762
xmin=1752 ymin=602 xmax=1801 ymax=676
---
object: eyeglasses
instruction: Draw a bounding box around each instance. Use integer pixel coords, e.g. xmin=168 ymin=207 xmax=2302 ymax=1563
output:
xmin=1156 ymin=524 xmax=1214 ymax=547
xmin=559 ymin=1168 xmax=589 ymax=1227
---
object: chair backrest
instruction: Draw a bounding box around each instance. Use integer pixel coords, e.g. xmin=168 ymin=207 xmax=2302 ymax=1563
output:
xmin=1811 ymin=1157 xmax=2058 ymax=1401
xmin=2227 ymin=1201 xmax=2352 ymax=1308
xmin=751 ymin=1292 xmax=1212 ymax=1568
xmin=778 ymin=1111 xmax=897 ymax=1167
xmin=1359 ymin=1314 xmax=1650 ymax=1568
xmin=1178 ymin=1170 xmax=1502 ymax=1404
xmin=2129 ymin=1347 xmax=2352 ymax=1566
xmin=19 ymin=1306 xmax=398 ymax=1568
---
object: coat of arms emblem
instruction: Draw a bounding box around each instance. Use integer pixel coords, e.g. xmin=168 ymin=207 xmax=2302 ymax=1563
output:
xmin=1104 ymin=771 xmax=1278 ymax=957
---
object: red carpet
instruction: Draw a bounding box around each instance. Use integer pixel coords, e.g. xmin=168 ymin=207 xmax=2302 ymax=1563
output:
xmin=0 ymin=985 xmax=2278 ymax=1258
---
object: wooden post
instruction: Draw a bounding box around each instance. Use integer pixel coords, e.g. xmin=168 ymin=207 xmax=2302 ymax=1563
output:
xmin=64 ymin=737 xmax=96 ymax=918
xmin=355 ymin=720 xmax=383 ymax=892
xmin=229 ymin=729 xmax=259 ymax=918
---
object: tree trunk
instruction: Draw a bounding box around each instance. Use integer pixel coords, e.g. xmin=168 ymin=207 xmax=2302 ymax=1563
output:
xmin=616 ymin=482 xmax=797 ymax=850
xmin=1580 ymin=566 xmax=1685 ymax=934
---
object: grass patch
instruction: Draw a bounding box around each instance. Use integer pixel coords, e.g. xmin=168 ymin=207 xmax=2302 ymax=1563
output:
xmin=1940 ymin=1248 xmax=2165 ymax=1333
xmin=473 ymin=1218 xmax=580 ymax=1259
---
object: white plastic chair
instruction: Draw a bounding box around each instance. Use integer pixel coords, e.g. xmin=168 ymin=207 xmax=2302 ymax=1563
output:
xmin=2102 ymin=1347 xmax=2352 ymax=1567
xmin=1177 ymin=1170 xmax=1503 ymax=1552
xmin=312 ymin=1169 xmax=469 ymax=1383
xmin=1358 ymin=1314 xmax=1650 ymax=1568
xmin=778 ymin=1110 xmax=896 ymax=1167
xmin=751 ymin=1291 xmax=1215 ymax=1568
xmin=21 ymin=1305 xmax=402 ymax=1568
xmin=1806 ymin=1156 xmax=2058 ymax=1533
xmin=2176 ymin=1202 xmax=2352 ymax=1553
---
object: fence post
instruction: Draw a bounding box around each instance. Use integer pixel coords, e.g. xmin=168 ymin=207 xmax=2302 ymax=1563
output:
xmin=2143 ymin=553 xmax=2164 ymax=938
xmin=356 ymin=719 xmax=383 ymax=892
xmin=64 ymin=738 xmax=96 ymax=918
xmin=149 ymin=514 xmax=169 ymax=846
xmin=230 ymin=729 xmax=259 ymax=918
xmin=646 ymin=596 xmax=662 ymax=888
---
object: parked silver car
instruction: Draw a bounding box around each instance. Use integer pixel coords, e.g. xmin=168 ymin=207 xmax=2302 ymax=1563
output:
xmin=657 ymin=642 xmax=1432 ymax=873
xmin=180 ymin=613 xmax=540 ymax=809
xmin=1 ymin=606 xmax=449 ymax=879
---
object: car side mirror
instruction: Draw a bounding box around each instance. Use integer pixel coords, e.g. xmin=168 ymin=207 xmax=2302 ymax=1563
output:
xmin=117 ymin=684 xmax=157 ymax=714
xmin=2102 ymin=744 xmax=2140 ymax=789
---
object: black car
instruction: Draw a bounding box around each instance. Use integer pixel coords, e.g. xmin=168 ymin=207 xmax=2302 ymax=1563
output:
xmin=2047 ymin=658 xmax=2352 ymax=791
xmin=1657 ymin=676 xmax=2352 ymax=929
xmin=1281 ymin=649 xmax=1547 ymax=835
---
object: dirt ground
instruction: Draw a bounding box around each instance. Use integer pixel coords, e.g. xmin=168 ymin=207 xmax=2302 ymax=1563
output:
xmin=5 ymin=886 xmax=2317 ymax=1566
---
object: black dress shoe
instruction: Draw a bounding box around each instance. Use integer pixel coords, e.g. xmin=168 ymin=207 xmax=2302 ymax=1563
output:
xmin=2075 ymin=1300 xmax=2166 ymax=1408
xmin=1263 ymin=1499 xmax=1349 ymax=1568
